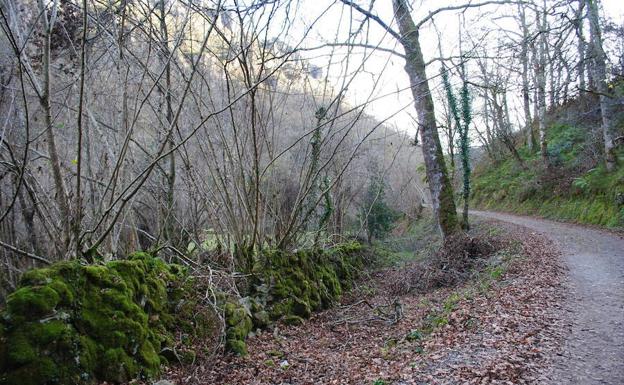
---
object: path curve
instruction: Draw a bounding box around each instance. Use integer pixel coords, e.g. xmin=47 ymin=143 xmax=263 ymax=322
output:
xmin=471 ymin=210 xmax=624 ymax=384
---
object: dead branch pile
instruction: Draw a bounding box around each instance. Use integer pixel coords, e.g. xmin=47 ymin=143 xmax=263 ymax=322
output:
xmin=382 ymin=234 xmax=500 ymax=296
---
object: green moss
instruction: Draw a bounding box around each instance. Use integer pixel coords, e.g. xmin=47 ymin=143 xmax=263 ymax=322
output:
xmin=291 ymin=297 xmax=311 ymax=317
xmin=1 ymin=243 xmax=366 ymax=383
xmin=223 ymin=299 xmax=253 ymax=355
xmin=267 ymin=349 xmax=284 ymax=358
xmin=138 ymin=341 xmax=160 ymax=373
xmin=254 ymin=243 xmax=362 ymax=319
xmin=1 ymin=357 xmax=58 ymax=385
xmin=219 ymin=241 xmax=365 ymax=355
xmin=251 ymin=310 xmax=270 ymax=329
xmin=100 ymin=348 xmax=139 ymax=383
xmin=226 ymin=339 xmax=248 ymax=356
xmin=6 ymin=286 xmax=60 ymax=320
xmin=0 ymin=254 xmax=214 ymax=385
xmin=8 ymin=332 xmax=36 ymax=365
xmin=178 ymin=349 xmax=196 ymax=364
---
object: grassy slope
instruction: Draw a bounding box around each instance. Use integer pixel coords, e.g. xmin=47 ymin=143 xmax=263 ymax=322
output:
xmin=471 ymin=122 xmax=624 ymax=229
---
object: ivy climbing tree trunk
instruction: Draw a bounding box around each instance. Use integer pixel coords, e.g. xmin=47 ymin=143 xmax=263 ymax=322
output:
xmin=393 ymin=0 xmax=459 ymax=239
xmin=441 ymin=62 xmax=472 ymax=230
xmin=459 ymin=63 xmax=472 ymax=230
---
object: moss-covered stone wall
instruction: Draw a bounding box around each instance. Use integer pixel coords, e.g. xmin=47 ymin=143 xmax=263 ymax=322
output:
xmin=253 ymin=241 xmax=363 ymax=321
xmin=0 ymin=253 xmax=214 ymax=385
xmin=0 ymin=241 xmax=366 ymax=383
xmin=222 ymin=241 xmax=365 ymax=355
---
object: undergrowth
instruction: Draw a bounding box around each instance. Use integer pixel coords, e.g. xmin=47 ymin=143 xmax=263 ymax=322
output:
xmin=405 ymin=232 xmax=522 ymax=344
xmin=358 ymin=221 xmax=526 ymax=371
xmin=371 ymin=214 xmax=441 ymax=268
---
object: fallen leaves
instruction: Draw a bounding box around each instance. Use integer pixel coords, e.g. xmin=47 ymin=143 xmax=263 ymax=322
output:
xmin=151 ymin=222 xmax=567 ymax=385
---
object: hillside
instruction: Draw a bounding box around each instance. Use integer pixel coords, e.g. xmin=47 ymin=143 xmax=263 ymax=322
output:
xmin=471 ymin=96 xmax=624 ymax=229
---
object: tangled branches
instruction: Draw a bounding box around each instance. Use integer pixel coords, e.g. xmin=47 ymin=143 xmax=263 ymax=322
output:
xmin=384 ymin=233 xmax=499 ymax=296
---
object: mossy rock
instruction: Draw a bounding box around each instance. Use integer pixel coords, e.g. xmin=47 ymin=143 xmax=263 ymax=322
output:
xmin=223 ymin=299 xmax=253 ymax=355
xmin=217 ymin=241 xmax=364 ymax=356
xmin=250 ymin=241 xmax=363 ymax=324
xmin=226 ymin=339 xmax=248 ymax=356
xmin=251 ymin=309 xmax=270 ymax=329
xmin=0 ymin=253 xmax=214 ymax=385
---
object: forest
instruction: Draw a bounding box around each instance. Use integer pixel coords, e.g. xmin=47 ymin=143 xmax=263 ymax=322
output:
xmin=0 ymin=0 xmax=622 ymax=384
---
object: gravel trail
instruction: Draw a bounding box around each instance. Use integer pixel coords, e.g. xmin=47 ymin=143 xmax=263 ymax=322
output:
xmin=471 ymin=210 xmax=624 ymax=385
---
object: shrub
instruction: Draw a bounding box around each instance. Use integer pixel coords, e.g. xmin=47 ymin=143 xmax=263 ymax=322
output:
xmin=360 ymin=175 xmax=399 ymax=243
xmin=409 ymin=234 xmax=497 ymax=292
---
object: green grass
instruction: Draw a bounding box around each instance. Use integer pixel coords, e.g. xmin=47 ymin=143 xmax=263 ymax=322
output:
xmin=471 ymin=123 xmax=624 ymax=229
xmin=372 ymin=214 xmax=441 ymax=268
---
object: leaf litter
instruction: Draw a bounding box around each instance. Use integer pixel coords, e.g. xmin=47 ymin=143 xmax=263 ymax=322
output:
xmin=153 ymin=221 xmax=567 ymax=385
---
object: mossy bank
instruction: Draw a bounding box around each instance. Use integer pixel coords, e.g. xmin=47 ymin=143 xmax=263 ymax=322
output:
xmin=0 ymin=253 xmax=215 ymax=385
xmin=471 ymin=123 xmax=624 ymax=228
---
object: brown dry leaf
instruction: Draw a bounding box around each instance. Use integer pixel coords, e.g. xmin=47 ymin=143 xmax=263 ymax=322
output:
xmin=121 ymin=221 xmax=566 ymax=385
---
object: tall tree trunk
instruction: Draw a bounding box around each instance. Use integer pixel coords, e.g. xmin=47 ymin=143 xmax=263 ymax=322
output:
xmin=518 ymin=3 xmax=536 ymax=151
xmin=459 ymin=63 xmax=471 ymax=230
xmin=536 ymin=2 xmax=549 ymax=163
xmin=18 ymin=187 xmax=38 ymax=254
xmin=548 ymin=41 xmax=556 ymax=108
xmin=74 ymin=0 xmax=88 ymax=257
xmin=482 ymin=95 xmax=495 ymax=160
xmin=493 ymin=90 xmax=526 ymax=169
xmin=37 ymin=0 xmax=71 ymax=254
xmin=441 ymin=68 xmax=456 ymax=180
xmin=392 ymin=0 xmax=459 ymax=239
xmin=159 ymin=0 xmax=176 ymax=242
xmin=447 ymin=122 xmax=456 ymax=181
xmin=587 ymin=0 xmax=616 ymax=171
xmin=576 ymin=0 xmax=587 ymax=93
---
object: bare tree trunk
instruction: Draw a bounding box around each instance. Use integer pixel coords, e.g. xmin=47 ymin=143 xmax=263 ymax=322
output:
xmin=159 ymin=0 xmax=176 ymax=242
xmin=482 ymin=95 xmax=495 ymax=159
xmin=518 ymin=2 xmax=536 ymax=151
xmin=37 ymin=0 xmax=71 ymax=253
xmin=576 ymin=0 xmax=587 ymax=93
xmin=74 ymin=0 xmax=89 ymax=257
xmin=440 ymin=98 xmax=456 ymax=179
xmin=548 ymin=41 xmax=557 ymax=108
xmin=587 ymin=0 xmax=617 ymax=171
xmin=492 ymin=90 xmax=526 ymax=168
xmin=502 ymin=92 xmax=527 ymax=169
xmin=18 ymin=188 xmax=38 ymax=254
xmin=536 ymin=2 xmax=549 ymax=164
xmin=392 ymin=0 xmax=458 ymax=239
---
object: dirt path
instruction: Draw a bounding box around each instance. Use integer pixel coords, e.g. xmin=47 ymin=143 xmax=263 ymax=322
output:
xmin=471 ymin=211 xmax=624 ymax=384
